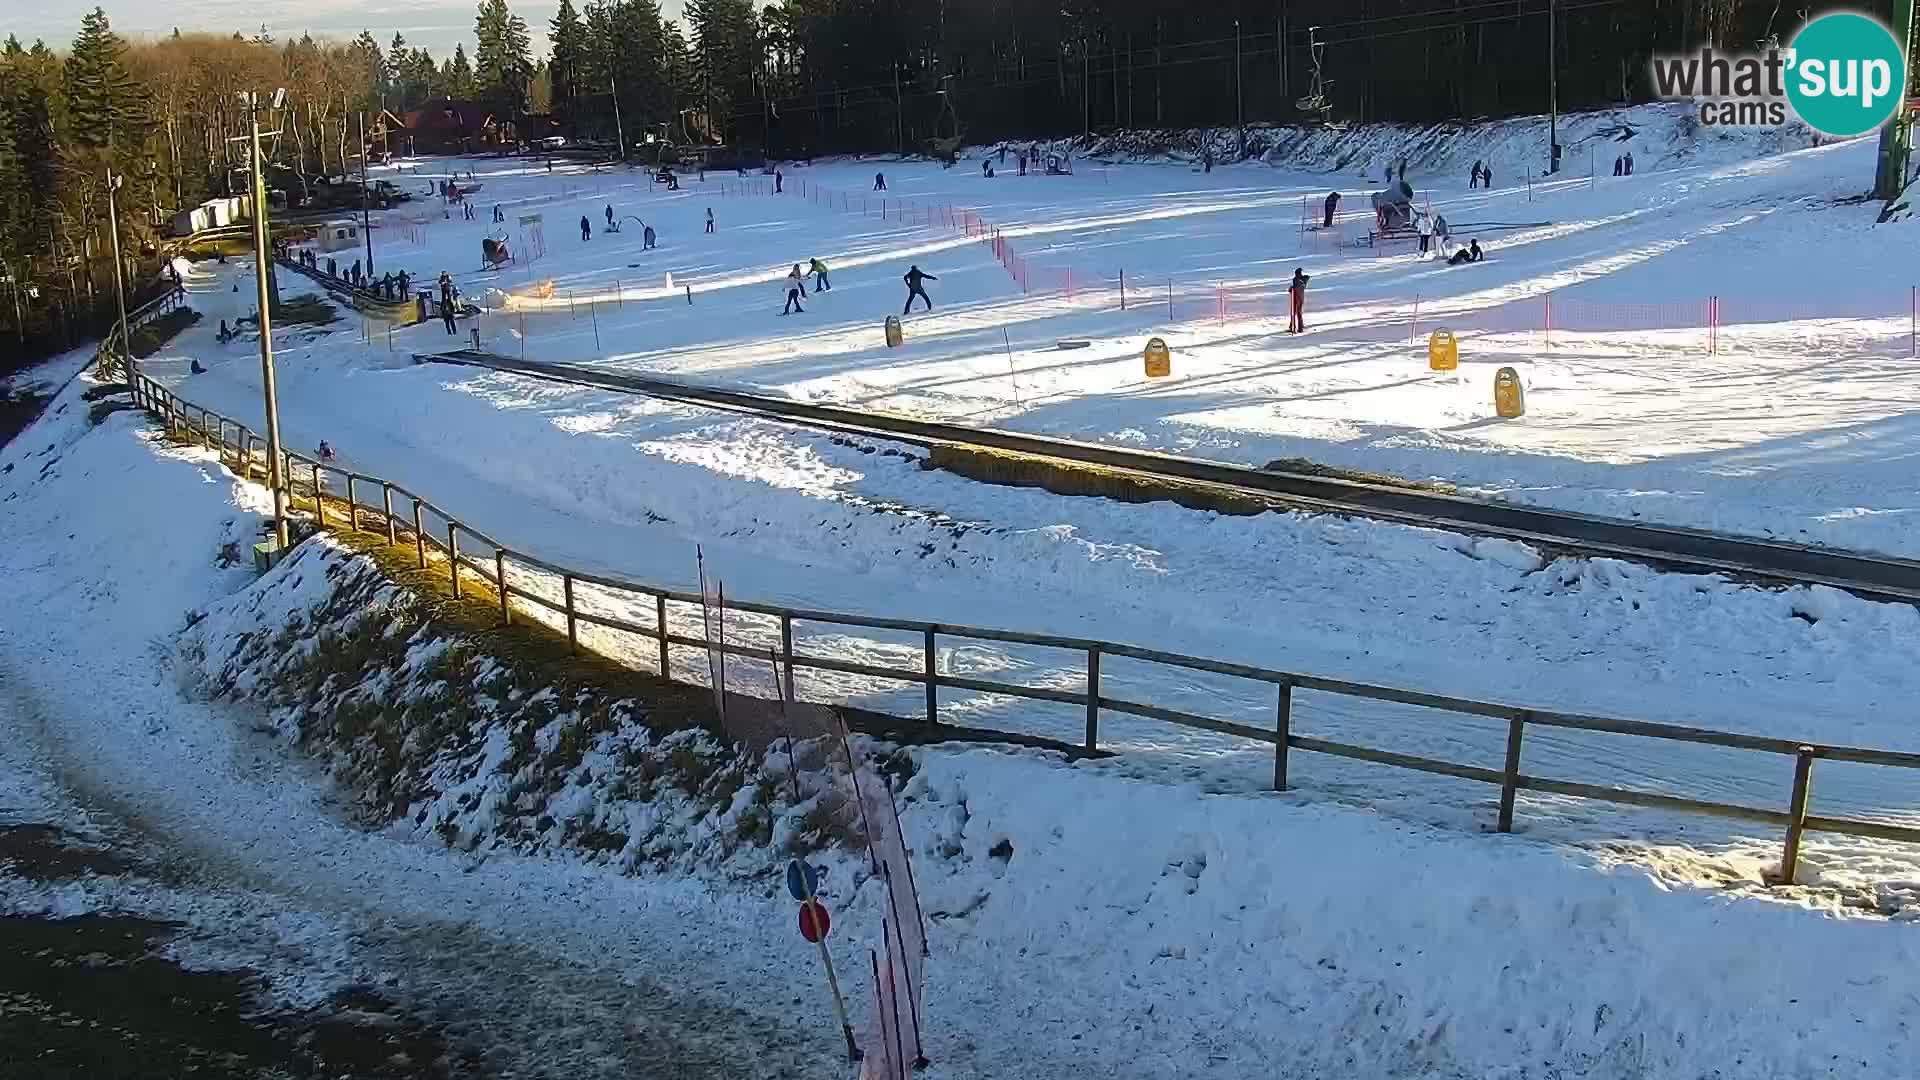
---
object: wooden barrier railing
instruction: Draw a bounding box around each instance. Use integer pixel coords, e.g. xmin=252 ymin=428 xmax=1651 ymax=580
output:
xmin=96 ymin=282 xmax=188 ymax=378
xmin=126 ymin=369 xmax=1920 ymax=887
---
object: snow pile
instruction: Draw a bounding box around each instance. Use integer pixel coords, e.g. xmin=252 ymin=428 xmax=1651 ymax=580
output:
xmin=899 ymin=747 xmax=1920 ymax=1078
xmin=178 ymin=537 xmax=875 ymax=877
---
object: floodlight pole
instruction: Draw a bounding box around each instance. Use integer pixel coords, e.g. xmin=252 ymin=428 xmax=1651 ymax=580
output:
xmin=105 ymin=171 xmax=131 ymax=376
xmin=1873 ymin=0 xmax=1915 ymax=199
xmin=610 ymin=74 xmax=627 ymax=161
xmin=243 ymin=90 xmax=291 ymax=550
xmin=360 ymin=111 xmax=374 ymax=276
xmin=1547 ymin=0 xmax=1560 ymax=175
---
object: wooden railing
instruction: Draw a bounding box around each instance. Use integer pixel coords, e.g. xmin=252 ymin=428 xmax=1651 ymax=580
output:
xmin=275 ymin=256 xmax=422 ymax=323
xmin=96 ymin=282 xmax=188 ymax=378
xmin=126 ymin=369 xmax=1920 ymax=887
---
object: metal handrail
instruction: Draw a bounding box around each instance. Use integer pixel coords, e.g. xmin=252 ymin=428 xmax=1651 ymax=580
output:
xmin=126 ymin=369 xmax=1920 ymax=887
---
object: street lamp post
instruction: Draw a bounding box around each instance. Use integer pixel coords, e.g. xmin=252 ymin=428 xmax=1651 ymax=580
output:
xmin=610 ymin=74 xmax=627 ymax=162
xmin=1235 ymin=20 xmax=1245 ymax=158
xmin=1547 ymin=0 xmax=1560 ymax=175
xmin=104 ymin=170 xmax=132 ymax=378
xmin=238 ymin=89 xmax=291 ymax=551
xmin=359 ymin=111 xmax=374 ymax=278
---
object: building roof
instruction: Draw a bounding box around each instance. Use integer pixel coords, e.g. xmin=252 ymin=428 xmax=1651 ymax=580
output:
xmin=397 ymin=101 xmax=496 ymax=133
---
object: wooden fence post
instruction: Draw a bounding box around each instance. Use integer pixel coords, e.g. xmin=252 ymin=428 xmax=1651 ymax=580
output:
xmin=495 ymin=550 xmax=510 ymax=624
xmin=563 ymin=574 xmax=578 ymax=651
xmin=345 ymin=475 xmax=358 ymax=530
xmin=312 ymin=463 xmax=325 ymax=527
xmin=655 ymin=593 xmax=669 ymax=676
xmin=1498 ymin=712 xmax=1528 ymax=832
xmin=446 ymin=523 xmax=460 ymax=597
xmin=412 ymin=499 xmax=426 ymax=568
xmin=1084 ymin=647 xmax=1101 ymax=752
xmin=1274 ymin=681 xmax=1293 ymax=791
xmin=1777 ymin=746 xmax=1817 ymax=886
xmin=382 ymin=485 xmax=396 ymax=545
xmin=923 ymin=628 xmax=938 ymax=724
xmin=781 ymin=613 xmax=796 ymax=702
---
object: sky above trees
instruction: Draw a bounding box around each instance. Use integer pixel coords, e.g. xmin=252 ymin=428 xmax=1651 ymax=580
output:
xmin=7 ymin=0 xmax=697 ymax=59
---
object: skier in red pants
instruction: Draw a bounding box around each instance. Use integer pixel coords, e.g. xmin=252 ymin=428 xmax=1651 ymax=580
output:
xmin=1288 ymin=267 xmax=1310 ymax=334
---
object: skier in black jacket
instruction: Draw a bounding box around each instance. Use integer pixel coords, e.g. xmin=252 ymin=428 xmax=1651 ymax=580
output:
xmin=903 ymin=265 xmax=936 ymax=313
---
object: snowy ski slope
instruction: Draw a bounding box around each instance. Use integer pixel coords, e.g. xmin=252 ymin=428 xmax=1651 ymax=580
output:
xmin=139 ymin=104 xmax=1920 ymax=901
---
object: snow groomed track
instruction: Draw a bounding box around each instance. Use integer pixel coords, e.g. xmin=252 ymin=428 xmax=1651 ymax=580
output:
xmin=415 ymin=348 xmax=1920 ymax=606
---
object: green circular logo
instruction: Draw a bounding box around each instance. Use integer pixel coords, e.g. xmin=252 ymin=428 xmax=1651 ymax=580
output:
xmin=1785 ymin=13 xmax=1909 ymax=137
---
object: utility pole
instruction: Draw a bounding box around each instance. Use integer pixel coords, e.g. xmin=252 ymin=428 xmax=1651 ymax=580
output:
xmin=893 ymin=63 xmax=904 ymax=156
xmin=1873 ymin=0 xmax=1915 ymax=199
xmin=1278 ymin=8 xmax=1288 ymax=110
xmin=1235 ymin=20 xmax=1246 ymax=158
xmin=1547 ymin=0 xmax=1560 ymax=175
xmin=239 ymin=90 xmax=291 ymax=552
xmin=358 ymin=111 xmax=374 ymax=278
xmin=610 ymin=73 xmax=626 ymax=161
xmin=104 ymin=170 xmax=132 ymax=379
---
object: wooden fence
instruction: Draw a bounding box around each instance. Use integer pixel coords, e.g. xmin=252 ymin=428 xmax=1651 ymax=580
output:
xmin=122 ymin=367 xmax=1920 ymax=887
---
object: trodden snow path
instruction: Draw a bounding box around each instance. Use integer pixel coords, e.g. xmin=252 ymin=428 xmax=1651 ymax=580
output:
xmin=5 ymin=363 xmax=1920 ymax=1079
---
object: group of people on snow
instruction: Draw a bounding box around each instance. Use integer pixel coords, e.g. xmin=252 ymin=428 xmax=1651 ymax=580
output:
xmin=1611 ymin=151 xmax=1636 ymax=176
xmin=778 ymin=260 xmax=937 ymax=317
xmin=781 ymin=258 xmax=834 ymax=314
xmin=1469 ymin=160 xmax=1495 ymax=189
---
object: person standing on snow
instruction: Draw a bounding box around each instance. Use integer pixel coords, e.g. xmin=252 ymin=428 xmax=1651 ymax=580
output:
xmin=605 ymin=204 xmax=615 ymax=228
xmin=874 ymin=171 xmax=887 ymax=191
xmin=705 ymin=207 xmax=715 ymax=234
xmin=1416 ymin=211 xmax=1434 ymax=255
xmin=438 ymin=272 xmax=458 ymax=335
xmin=775 ymin=169 xmax=784 ymax=193
xmin=902 ymin=265 xmax=936 ymax=313
xmin=1322 ymin=190 xmax=1341 ymax=229
xmin=1624 ymin=151 xmax=1634 ymax=176
xmin=1433 ymin=213 xmax=1451 ymax=255
xmin=1287 ymin=268 xmax=1311 ymax=334
xmin=809 ymin=257 xmax=831 ymax=292
xmin=783 ymin=265 xmax=806 ymax=315
xmin=580 ymin=215 xmax=591 ymax=241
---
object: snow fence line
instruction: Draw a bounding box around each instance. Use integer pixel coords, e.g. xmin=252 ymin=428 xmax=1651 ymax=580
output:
xmin=765 ymin=173 xmax=1920 ymax=356
xmin=118 ymin=364 xmax=1920 ymax=888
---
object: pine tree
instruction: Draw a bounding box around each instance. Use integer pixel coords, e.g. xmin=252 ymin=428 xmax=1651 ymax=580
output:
xmin=474 ymin=0 xmax=532 ymax=114
xmin=448 ymin=45 xmax=477 ymax=99
xmin=62 ymin=8 xmax=144 ymax=151
xmin=0 ymin=60 xmax=27 ymax=268
xmin=549 ymin=0 xmax=586 ymax=121
xmin=350 ymin=31 xmax=386 ymax=109
xmin=685 ymin=0 xmax=756 ymax=142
